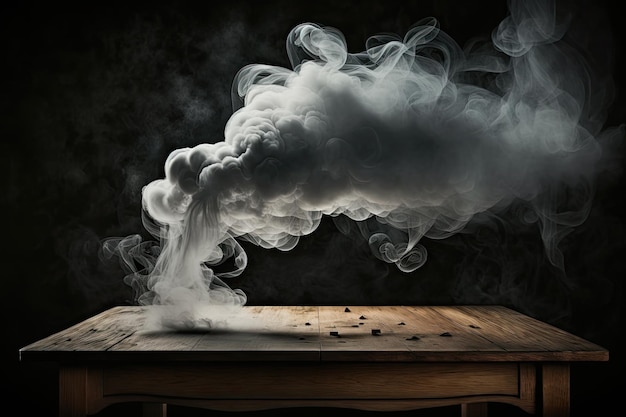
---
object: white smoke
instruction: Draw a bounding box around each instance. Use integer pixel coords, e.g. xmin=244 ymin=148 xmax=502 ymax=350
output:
xmin=104 ymin=0 xmax=622 ymax=329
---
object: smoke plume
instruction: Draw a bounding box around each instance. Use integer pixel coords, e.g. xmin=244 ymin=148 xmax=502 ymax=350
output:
xmin=103 ymin=0 xmax=622 ymax=329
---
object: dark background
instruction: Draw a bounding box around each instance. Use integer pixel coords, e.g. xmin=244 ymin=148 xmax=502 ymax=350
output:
xmin=4 ymin=1 xmax=624 ymax=416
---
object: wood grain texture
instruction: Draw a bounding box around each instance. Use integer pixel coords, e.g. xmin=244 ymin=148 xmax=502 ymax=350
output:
xmin=102 ymin=362 xmax=520 ymax=399
xmin=75 ymin=360 xmax=537 ymax=415
xmin=59 ymin=366 xmax=87 ymax=417
xmin=542 ymin=363 xmax=570 ymax=417
xmin=519 ymin=363 xmax=537 ymax=414
xmin=19 ymin=305 xmax=608 ymax=363
xmin=22 ymin=305 xmax=606 ymax=417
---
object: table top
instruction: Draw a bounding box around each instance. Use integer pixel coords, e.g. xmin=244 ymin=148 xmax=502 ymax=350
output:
xmin=19 ymin=305 xmax=609 ymax=363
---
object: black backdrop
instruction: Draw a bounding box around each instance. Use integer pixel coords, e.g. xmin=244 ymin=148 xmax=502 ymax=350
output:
xmin=4 ymin=1 xmax=624 ymax=416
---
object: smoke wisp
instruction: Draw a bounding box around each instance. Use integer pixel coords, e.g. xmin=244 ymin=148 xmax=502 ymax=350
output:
xmin=103 ymin=0 xmax=623 ymax=329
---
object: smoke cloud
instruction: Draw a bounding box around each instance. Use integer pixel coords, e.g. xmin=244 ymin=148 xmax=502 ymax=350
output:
xmin=103 ymin=0 xmax=622 ymax=329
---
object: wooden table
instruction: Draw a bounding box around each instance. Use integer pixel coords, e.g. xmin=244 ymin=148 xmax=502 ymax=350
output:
xmin=19 ymin=305 xmax=608 ymax=417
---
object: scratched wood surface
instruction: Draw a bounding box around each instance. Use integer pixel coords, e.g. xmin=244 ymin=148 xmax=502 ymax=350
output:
xmin=19 ymin=305 xmax=609 ymax=362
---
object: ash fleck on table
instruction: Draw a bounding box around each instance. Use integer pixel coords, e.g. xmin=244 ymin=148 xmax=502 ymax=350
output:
xmin=19 ymin=305 xmax=608 ymax=417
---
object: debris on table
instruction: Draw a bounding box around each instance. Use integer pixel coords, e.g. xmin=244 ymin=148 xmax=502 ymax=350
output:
xmin=406 ymin=335 xmax=420 ymax=341
xmin=469 ymin=324 xmax=481 ymax=329
xmin=359 ymin=315 xmax=367 ymax=320
xmin=371 ymin=329 xmax=381 ymax=336
xmin=344 ymin=307 xmax=351 ymax=312
xmin=398 ymin=322 xmax=406 ymax=325
xmin=439 ymin=332 xmax=452 ymax=337
xmin=330 ymin=331 xmax=340 ymax=337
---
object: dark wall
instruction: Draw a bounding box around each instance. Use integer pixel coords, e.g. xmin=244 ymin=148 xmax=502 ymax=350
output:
xmin=4 ymin=1 xmax=624 ymax=416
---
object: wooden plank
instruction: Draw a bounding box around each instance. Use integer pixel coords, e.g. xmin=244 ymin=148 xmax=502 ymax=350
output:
xmin=108 ymin=309 xmax=205 ymax=353
xmin=318 ymin=306 xmax=415 ymax=361
xmin=103 ymin=362 xmax=520 ymax=400
xmin=401 ymin=306 xmax=505 ymax=352
xmin=20 ymin=306 xmax=142 ymax=361
xmin=23 ymin=306 xmax=322 ymax=362
xmin=99 ymin=305 xmax=320 ymax=362
xmin=451 ymin=306 xmax=608 ymax=361
xmin=111 ymin=306 xmax=266 ymax=353
xmin=20 ymin=305 xmax=608 ymax=363
xmin=318 ymin=305 xmax=518 ymax=362
xmin=189 ymin=305 xmax=320 ymax=361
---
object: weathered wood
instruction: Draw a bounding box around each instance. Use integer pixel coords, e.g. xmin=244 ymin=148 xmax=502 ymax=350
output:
xmin=449 ymin=306 xmax=608 ymax=361
xmin=20 ymin=305 xmax=608 ymax=363
xmin=19 ymin=306 xmax=608 ymax=417
xmin=106 ymin=305 xmax=321 ymax=362
xmin=190 ymin=305 xmax=321 ymax=361
xmin=402 ymin=306 xmax=505 ymax=352
xmin=318 ymin=305 xmax=508 ymax=361
xmin=318 ymin=306 xmax=415 ymax=361
xmin=20 ymin=307 xmax=144 ymax=362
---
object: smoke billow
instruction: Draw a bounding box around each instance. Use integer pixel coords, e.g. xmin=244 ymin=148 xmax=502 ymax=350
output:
xmin=103 ymin=0 xmax=622 ymax=329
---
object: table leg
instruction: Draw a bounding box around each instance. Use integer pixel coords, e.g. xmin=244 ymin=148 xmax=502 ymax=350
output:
xmin=143 ymin=403 xmax=167 ymax=417
xmin=542 ymin=363 xmax=570 ymax=417
xmin=59 ymin=366 xmax=87 ymax=417
xmin=461 ymin=402 xmax=488 ymax=417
